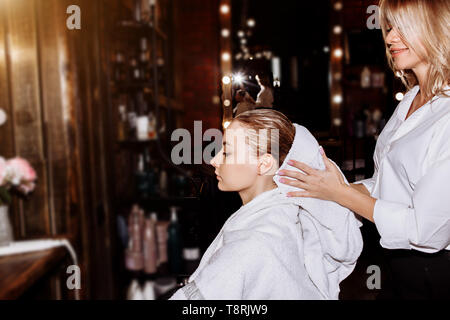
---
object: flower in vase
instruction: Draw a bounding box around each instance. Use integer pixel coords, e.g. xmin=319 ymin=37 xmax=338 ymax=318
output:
xmin=7 ymin=158 xmax=37 ymax=184
xmin=0 ymin=157 xmax=37 ymax=205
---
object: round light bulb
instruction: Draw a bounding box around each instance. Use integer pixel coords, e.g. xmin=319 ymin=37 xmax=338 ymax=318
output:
xmin=333 ymin=48 xmax=343 ymax=58
xmin=247 ymin=19 xmax=256 ymax=28
xmin=222 ymin=76 xmax=231 ymax=85
xmin=220 ymin=4 xmax=230 ymax=14
xmin=334 ymin=2 xmax=343 ymax=11
xmin=333 ymin=94 xmax=343 ymax=104
xmin=222 ymin=52 xmax=231 ymax=62
xmin=224 ymin=99 xmax=231 ymax=107
xmin=221 ymin=28 xmax=230 ymax=38
xmin=333 ymin=25 xmax=342 ymax=35
xmin=395 ymin=92 xmax=404 ymax=101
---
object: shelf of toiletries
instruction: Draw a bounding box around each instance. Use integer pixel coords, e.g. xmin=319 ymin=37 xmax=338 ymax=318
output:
xmin=119 ymin=203 xmax=200 ymax=300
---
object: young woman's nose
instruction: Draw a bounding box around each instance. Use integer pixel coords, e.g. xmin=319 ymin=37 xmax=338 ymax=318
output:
xmin=386 ymin=28 xmax=401 ymax=46
xmin=210 ymin=153 xmax=219 ymax=168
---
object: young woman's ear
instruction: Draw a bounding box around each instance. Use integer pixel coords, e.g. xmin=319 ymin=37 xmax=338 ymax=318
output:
xmin=258 ymin=154 xmax=277 ymax=176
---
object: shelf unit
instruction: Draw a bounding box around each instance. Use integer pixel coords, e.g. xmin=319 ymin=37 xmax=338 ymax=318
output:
xmin=102 ymin=0 xmax=199 ymax=298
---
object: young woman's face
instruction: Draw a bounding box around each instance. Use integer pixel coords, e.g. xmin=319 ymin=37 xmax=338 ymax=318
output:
xmin=385 ymin=27 xmax=427 ymax=71
xmin=210 ymin=121 xmax=259 ymax=192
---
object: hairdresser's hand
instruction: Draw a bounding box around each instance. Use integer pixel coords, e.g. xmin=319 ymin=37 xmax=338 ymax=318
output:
xmin=277 ymin=147 xmax=347 ymax=202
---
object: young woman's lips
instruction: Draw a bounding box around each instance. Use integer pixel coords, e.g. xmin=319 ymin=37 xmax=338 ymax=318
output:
xmin=391 ymin=48 xmax=409 ymax=57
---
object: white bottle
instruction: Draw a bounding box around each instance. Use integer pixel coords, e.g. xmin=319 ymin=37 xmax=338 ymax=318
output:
xmin=127 ymin=279 xmax=145 ymax=300
xmin=143 ymin=281 xmax=156 ymax=300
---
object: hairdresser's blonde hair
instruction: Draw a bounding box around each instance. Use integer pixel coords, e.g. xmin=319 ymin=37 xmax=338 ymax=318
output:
xmin=379 ymin=0 xmax=450 ymax=100
xmin=234 ymin=109 xmax=295 ymax=165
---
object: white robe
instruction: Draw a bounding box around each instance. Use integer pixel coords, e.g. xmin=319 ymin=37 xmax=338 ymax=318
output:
xmin=170 ymin=124 xmax=363 ymax=300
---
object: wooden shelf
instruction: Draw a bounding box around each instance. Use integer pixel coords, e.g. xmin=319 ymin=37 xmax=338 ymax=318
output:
xmin=0 ymin=246 xmax=68 ymax=299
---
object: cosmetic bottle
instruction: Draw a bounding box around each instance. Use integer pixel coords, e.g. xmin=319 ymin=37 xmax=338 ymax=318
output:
xmin=136 ymin=154 xmax=150 ymax=199
xmin=127 ymin=279 xmax=144 ymax=300
xmin=167 ymin=207 xmax=182 ymax=274
xmin=159 ymin=168 xmax=168 ymax=198
xmin=360 ymin=66 xmax=371 ymax=88
xmin=143 ymin=280 xmax=156 ymax=300
xmin=182 ymin=220 xmax=201 ymax=275
xmin=156 ymin=221 xmax=169 ymax=273
xmin=125 ymin=216 xmax=144 ymax=271
xmin=143 ymin=217 xmax=158 ymax=274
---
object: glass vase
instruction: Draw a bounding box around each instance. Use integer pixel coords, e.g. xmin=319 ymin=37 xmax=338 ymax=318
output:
xmin=0 ymin=205 xmax=14 ymax=247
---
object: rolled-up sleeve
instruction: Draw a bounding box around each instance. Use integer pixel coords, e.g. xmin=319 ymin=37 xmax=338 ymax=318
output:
xmin=354 ymin=176 xmax=376 ymax=195
xmin=373 ymin=157 xmax=450 ymax=252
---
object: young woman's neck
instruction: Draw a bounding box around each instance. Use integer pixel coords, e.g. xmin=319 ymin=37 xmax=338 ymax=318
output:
xmin=413 ymin=62 xmax=431 ymax=101
xmin=238 ymin=177 xmax=277 ymax=205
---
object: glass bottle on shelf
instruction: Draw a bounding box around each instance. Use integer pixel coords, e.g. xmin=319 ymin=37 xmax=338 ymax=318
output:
xmin=114 ymin=51 xmax=126 ymax=82
xmin=136 ymin=154 xmax=150 ymax=199
xmin=134 ymin=0 xmax=142 ymax=23
xmin=127 ymin=99 xmax=137 ymax=139
xmin=167 ymin=206 xmax=182 ymax=274
xmin=182 ymin=219 xmax=201 ymax=275
xmin=130 ymin=56 xmax=141 ymax=81
xmin=117 ymin=103 xmax=127 ymax=141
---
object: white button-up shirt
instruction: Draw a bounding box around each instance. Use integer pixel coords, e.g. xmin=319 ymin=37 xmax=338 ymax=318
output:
xmin=356 ymin=85 xmax=450 ymax=253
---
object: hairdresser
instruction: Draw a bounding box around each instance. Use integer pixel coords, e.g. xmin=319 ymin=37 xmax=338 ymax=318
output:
xmin=278 ymin=0 xmax=450 ymax=299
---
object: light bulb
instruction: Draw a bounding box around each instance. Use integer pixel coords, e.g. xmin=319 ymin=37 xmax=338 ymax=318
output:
xmin=220 ymin=4 xmax=230 ymax=14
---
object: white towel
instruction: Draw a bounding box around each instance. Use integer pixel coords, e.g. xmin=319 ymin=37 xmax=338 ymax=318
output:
xmin=273 ymin=124 xmax=363 ymax=299
xmin=170 ymin=124 xmax=363 ymax=300
xmin=170 ymin=188 xmax=324 ymax=300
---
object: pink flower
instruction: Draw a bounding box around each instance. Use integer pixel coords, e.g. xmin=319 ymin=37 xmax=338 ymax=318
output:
xmin=19 ymin=181 xmax=36 ymax=194
xmin=7 ymin=157 xmax=37 ymax=182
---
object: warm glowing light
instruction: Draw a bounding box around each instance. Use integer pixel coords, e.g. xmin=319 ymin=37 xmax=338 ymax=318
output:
xmin=223 ymin=121 xmax=231 ymax=129
xmin=224 ymin=99 xmax=231 ymax=107
xmin=333 ymin=48 xmax=343 ymax=58
xmin=333 ymin=25 xmax=343 ymax=34
xmin=237 ymin=30 xmax=245 ymax=38
xmin=220 ymin=4 xmax=230 ymax=14
xmin=235 ymin=53 xmax=243 ymax=60
xmin=333 ymin=118 xmax=342 ymax=127
xmin=233 ymin=73 xmax=245 ymax=84
xmin=255 ymin=52 xmax=262 ymax=59
xmin=334 ymin=2 xmax=343 ymax=11
xmin=222 ymin=52 xmax=231 ymax=62
xmin=333 ymin=94 xmax=343 ymax=104
xmin=395 ymin=92 xmax=404 ymax=101
xmin=222 ymin=76 xmax=231 ymax=85
xmin=323 ymin=46 xmax=330 ymax=53
xmin=247 ymin=19 xmax=256 ymax=28
xmin=240 ymin=38 xmax=247 ymax=45
xmin=221 ymin=28 xmax=230 ymax=38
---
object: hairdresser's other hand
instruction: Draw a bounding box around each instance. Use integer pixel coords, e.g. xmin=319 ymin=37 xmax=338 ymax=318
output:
xmin=277 ymin=147 xmax=347 ymax=202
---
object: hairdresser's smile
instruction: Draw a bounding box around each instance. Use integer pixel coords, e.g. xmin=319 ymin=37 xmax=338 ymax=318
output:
xmin=390 ymin=47 xmax=409 ymax=57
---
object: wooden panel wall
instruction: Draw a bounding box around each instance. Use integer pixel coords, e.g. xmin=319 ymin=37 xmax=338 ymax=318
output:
xmin=0 ymin=0 xmax=118 ymax=299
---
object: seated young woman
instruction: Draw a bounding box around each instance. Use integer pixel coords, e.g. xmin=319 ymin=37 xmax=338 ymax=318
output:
xmin=170 ymin=109 xmax=363 ymax=300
